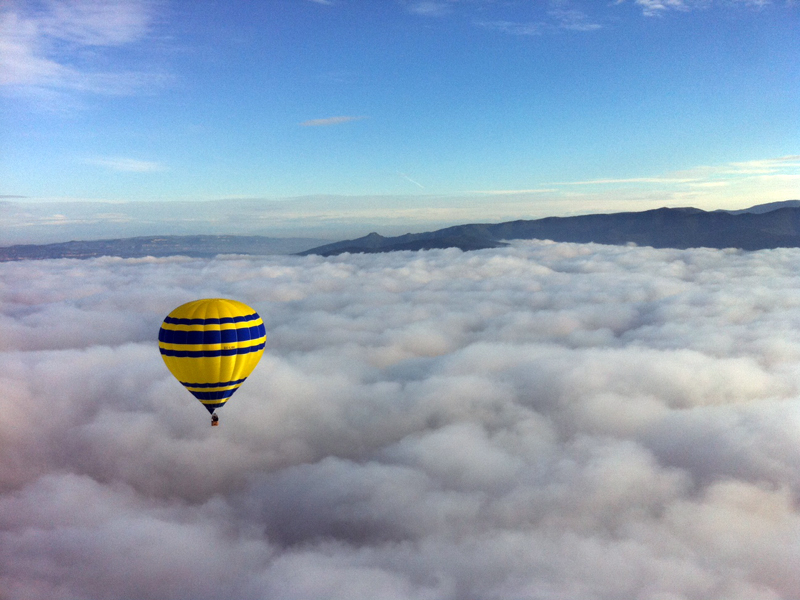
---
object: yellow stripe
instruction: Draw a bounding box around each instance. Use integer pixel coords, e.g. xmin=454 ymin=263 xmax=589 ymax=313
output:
xmin=168 ymin=298 xmax=258 ymax=320
xmin=161 ymin=353 xmax=264 ymax=386
xmin=184 ymin=384 xmax=242 ymax=393
xmin=159 ymin=322 xmax=262 ymax=332
xmin=199 ymin=398 xmax=230 ymax=405
xmin=158 ymin=337 xmax=266 ymax=352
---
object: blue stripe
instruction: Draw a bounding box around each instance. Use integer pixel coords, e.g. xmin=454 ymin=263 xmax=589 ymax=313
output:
xmin=159 ymin=341 xmax=266 ymax=358
xmin=158 ymin=324 xmax=265 ymax=345
xmin=180 ymin=378 xmax=248 ymax=388
xmin=190 ymin=388 xmax=238 ymax=401
xmin=163 ymin=313 xmax=260 ymax=326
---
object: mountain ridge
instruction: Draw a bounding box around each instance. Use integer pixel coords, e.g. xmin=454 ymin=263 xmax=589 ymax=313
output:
xmin=300 ymin=201 xmax=800 ymax=256
xmin=3 ymin=201 xmax=800 ymax=261
xmin=0 ymin=235 xmax=327 ymax=262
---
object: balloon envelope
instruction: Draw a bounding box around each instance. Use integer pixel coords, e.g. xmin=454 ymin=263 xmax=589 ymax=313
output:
xmin=158 ymin=298 xmax=266 ymax=414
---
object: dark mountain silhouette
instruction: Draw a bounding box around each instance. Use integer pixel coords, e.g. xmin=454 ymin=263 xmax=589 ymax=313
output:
xmin=0 ymin=235 xmax=326 ymax=261
xmin=4 ymin=201 xmax=800 ymax=261
xmin=301 ymin=201 xmax=800 ymax=256
xmin=722 ymin=200 xmax=800 ymax=215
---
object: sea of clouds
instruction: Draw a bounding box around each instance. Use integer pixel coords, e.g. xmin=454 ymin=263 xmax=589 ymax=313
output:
xmin=3 ymin=240 xmax=800 ymax=600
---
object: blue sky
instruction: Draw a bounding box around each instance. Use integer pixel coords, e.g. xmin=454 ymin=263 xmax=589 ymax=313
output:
xmin=1 ymin=0 xmax=798 ymax=221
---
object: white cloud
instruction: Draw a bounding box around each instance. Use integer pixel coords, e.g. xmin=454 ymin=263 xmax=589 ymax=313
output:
xmin=617 ymin=0 xmax=791 ymax=15
xmin=38 ymin=0 xmax=154 ymax=46
xmin=630 ymin=0 xmax=690 ymax=16
xmin=476 ymin=5 xmax=602 ymax=36
xmin=0 ymin=0 xmax=166 ymax=102
xmin=405 ymin=1 xmax=458 ymax=17
xmin=84 ymin=156 xmax=166 ymax=172
xmin=470 ymin=188 xmax=559 ymax=195
xmin=411 ymin=0 xmax=602 ymax=32
xmin=554 ymin=176 xmax=698 ymax=185
xmin=3 ymin=242 xmax=800 ymax=598
xmin=723 ymin=155 xmax=800 ymax=175
xmin=548 ymin=8 xmax=603 ymax=31
xmin=547 ymin=155 xmax=800 ymax=211
xmin=476 ymin=19 xmax=547 ymax=35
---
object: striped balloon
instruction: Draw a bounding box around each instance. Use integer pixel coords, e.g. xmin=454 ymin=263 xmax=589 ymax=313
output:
xmin=158 ymin=298 xmax=266 ymax=414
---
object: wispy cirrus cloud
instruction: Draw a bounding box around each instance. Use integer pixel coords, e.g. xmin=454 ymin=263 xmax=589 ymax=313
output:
xmin=617 ymin=0 xmax=785 ymax=16
xmin=408 ymin=0 xmax=786 ymax=31
xmin=398 ymin=172 xmax=426 ymax=189
xmin=554 ymin=176 xmax=699 ymax=185
xmin=478 ymin=9 xmax=601 ymax=35
xmin=0 ymin=0 xmax=167 ymax=105
xmin=722 ymin=155 xmax=800 ymax=175
xmin=404 ymin=1 xmax=459 ymax=17
xmin=476 ymin=20 xmax=547 ymax=35
xmin=411 ymin=0 xmax=602 ymax=34
xmin=550 ymin=155 xmax=800 ymax=186
xmin=299 ymin=115 xmax=368 ymax=127
xmin=38 ymin=0 xmax=155 ymax=46
xmin=624 ymin=0 xmax=690 ymax=17
xmin=542 ymin=155 xmax=800 ymax=212
xmin=471 ymin=188 xmax=558 ymax=194
xmin=85 ymin=157 xmax=166 ymax=172
xmin=549 ymin=8 xmax=603 ymax=31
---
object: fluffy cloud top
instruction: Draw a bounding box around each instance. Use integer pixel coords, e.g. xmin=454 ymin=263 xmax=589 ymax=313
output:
xmin=3 ymin=241 xmax=800 ymax=599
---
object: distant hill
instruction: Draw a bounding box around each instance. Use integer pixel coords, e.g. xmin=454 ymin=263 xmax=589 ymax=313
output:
xmin=6 ymin=201 xmax=800 ymax=261
xmin=721 ymin=199 xmax=800 ymax=215
xmin=301 ymin=202 xmax=800 ymax=256
xmin=0 ymin=235 xmax=328 ymax=261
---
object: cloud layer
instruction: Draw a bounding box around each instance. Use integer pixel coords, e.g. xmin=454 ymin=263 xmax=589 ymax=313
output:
xmin=3 ymin=241 xmax=800 ymax=599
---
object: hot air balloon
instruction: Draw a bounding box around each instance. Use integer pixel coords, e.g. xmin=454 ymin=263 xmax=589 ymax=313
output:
xmin=158 ymin=298 xmax=266 ymax=426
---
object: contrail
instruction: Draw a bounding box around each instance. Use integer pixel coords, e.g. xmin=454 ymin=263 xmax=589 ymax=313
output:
xmin=398 ymin=172 xmax=425 ymax=189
